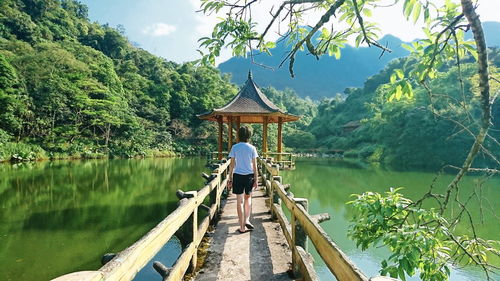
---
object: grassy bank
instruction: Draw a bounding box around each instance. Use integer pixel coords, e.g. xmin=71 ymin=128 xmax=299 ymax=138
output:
xmin=0 ymin=141 xmax=180 ymax=163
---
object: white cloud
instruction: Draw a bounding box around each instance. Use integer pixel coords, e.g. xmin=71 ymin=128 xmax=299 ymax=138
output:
xmin=143 ymin=23 xmax=177 ymax=37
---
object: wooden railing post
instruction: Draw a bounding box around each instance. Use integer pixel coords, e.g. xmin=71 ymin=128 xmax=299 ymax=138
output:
xmin=223 ymin=160 xmax=229 ymax=181
xmin=292 ymin=198 xmax=309 ymax=277
xmin=271 ymin=176 xmax=282 ymax=220
xmin=210 ymin=172 xmax=220 ymax=219
xmin=271 ymin=163 xmax=279 ymax=176
xmin=178 ymin=191 xmax=198 ymax=273
xmin=259 ymin=160 xmax=268 ymax=195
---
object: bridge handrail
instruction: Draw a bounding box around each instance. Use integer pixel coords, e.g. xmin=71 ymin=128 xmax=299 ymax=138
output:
xmin=208 ymin=150 xmax=295 ymax=170
xmin=258 ymin=158 xmax=397 ymax=281
xmin=263 ymin=152 xmax=294 ymax=166
xmin=53 ymin=160 xmax=232 ymax=281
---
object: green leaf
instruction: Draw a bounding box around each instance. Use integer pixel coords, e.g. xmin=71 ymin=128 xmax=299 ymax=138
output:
xmin=428 ymin=70 xmax=436 ymax=79
xmin=388 ymin=93 xmax=395 ymax=102
xmin=404 ymin=0 xmax=415 ymax=19
xmin=339 ymin=10 xmax=351 ymax=22
xmin=395 ymin=85 xmax=403 ymax=100
xmin=395 ymin=69 xmax=404 ymax=79
xmin=328 ymin=45 xmax=341 ymax=59
xmin=265 ymin=41 xmax=276 ymax=49
xmin=390 ymin=74 xmax=397 ymax=84
xmin=463 ymin=43 xmax=478 ymax=61
xmin=424 ymin=7 xmax=430 ymax=23
xmin=362 ymin=8 xmax=372 ymax=17
xmin=402 ymin=81 xmax=413 ymax=98
xmin=355 ymin=34 xmax=363 ymax=47
xmin=412 ymin=3 xmax=421 ymax=23
xmin=321 ymin=27 xmax=330 ymax=38
xmin=398 ymin=264 xmax=407 ymax=281
xmin=401 ymin=43 xmax=414 ymax=52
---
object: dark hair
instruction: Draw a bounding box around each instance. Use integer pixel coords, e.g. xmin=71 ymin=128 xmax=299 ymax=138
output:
xmin=238 ymin=126 xmax=252 ymax=142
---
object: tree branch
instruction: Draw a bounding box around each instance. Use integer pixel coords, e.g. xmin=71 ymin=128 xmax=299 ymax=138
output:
xmin=352 ymin=0 xmax=392 ymax=53
xmin=442 ymin=0 xmax=492 ymax=214
xmin=280 ymin=0 xmax=346 ymax=77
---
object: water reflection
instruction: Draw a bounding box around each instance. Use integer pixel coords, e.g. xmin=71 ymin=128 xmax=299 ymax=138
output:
xmin=281 ymin=158 xmax=500 ymax=281
xmin=0 ymin=158 xmax=208 ymax=281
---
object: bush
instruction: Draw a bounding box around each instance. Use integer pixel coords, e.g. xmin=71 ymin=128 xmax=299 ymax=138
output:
xmin=0 ymin=129 xmax=11 ymax=143
xmin=0 ymin=141 xmax=47 ymax=162
xmin=367 ymin=146 xmax=384 ymax=163
xmin=344 ymin=149 xmax=359 ymax=158
xmin=284 ymin=130 xmax=316 ymax=148
xmin=358 ymin=144 xmax=377 ymax=159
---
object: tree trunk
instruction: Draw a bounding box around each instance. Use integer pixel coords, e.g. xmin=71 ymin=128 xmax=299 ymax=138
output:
xmin=443 ymin=0 xmax=492 ymax=210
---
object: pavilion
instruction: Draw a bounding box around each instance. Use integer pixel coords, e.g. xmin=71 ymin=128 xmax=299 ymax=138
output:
xmin=198 ymin=71 xmax=300 ymax=160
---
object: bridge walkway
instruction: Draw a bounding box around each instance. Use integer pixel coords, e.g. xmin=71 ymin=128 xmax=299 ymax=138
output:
xmin=194 ymin=188 xmax=294 ymax=281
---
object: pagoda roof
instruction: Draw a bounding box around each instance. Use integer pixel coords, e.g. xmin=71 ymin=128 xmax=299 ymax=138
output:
xmin=198 ymin=72 xmax=299 ymax=123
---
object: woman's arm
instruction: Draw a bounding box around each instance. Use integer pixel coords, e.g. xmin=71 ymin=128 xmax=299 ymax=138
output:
xmin=252 ymin=158 xmax=258 ymax=190
xmin=228 ymin=157 xmax=235 ymax=189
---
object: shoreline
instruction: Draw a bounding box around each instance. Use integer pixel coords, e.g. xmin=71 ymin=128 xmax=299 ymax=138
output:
xmin=0 ymin=149 xmax=184 ymax=164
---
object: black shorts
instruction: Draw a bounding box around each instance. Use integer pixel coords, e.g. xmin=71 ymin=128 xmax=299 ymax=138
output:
xmin=232 ymin=173 xmax=254 ymax=195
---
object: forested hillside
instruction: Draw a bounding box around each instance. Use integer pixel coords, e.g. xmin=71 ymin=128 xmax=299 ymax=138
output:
xmin=0 ymin=0 xmax=314 ymax=161
xmin=1 ymin=0 xmax=497 ymax=172
xmin=0 ymin=0 xmax=242 ymax=161
xmin=306 ymin=49 xmax=500 ymax=170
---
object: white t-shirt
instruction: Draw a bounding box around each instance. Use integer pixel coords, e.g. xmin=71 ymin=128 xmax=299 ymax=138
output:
xmin=229 ymin=142 xmax=258 ymax=175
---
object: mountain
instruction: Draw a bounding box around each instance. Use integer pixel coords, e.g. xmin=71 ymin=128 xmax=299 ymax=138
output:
xmin=219 ymin=21 xmax=500 ymax=100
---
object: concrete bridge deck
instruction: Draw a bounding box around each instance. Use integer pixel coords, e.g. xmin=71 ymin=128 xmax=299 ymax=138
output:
xmin=194 ymin=188 xmax=295 ymax=281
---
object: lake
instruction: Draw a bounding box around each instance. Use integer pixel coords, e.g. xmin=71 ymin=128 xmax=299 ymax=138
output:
xmin=0 ymin=158 xmax=208 ymax=281
xmin=0 ymin=157 xmax=498 ymax=280
xmin=281 ymin=158 xmax=500 ymax=281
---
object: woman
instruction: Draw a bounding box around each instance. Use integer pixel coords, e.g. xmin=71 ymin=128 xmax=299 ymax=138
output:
xmin=227 ymin=126 xmax=259 ymax=233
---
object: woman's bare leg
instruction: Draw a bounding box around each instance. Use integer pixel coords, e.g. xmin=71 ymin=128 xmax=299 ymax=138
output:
xmin=236 ymin=194 xmax=246 ymax=231
xmin=244 ymin=193 xmax=252 ymax=224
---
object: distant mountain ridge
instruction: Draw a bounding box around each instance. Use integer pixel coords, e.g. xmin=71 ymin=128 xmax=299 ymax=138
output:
xmin=219 ymin=21 xmax=500 ymax=100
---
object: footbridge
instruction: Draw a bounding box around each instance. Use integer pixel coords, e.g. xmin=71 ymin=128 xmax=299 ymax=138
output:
xmin=53 ymin=158 xmax=397 ymax=281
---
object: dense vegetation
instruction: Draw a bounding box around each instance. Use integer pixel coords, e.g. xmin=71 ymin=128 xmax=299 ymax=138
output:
xmin=0 ymin=0 xmax=498 ymax=173
xmin=0 ymin=0 xmax=238 ymax=161
xmin=0 ymin=0 xmax=318 ymax=162
xmin=307 ymin=50 xmax=500 ymax=170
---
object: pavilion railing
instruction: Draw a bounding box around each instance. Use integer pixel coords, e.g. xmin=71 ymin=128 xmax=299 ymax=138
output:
xmin=209 ymin=151 xmax=295 ymax=170
xmin=52 ymin=160 xmax=232 ymax=281
xmin=208 ymin=151 xmax=228 ymax=163
xmin=258 ymin=157 xmax=398 ymax=281
xmin=263 ymin=152 xmax=294 ymax=169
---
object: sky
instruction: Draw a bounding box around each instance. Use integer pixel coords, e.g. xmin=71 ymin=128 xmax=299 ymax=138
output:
xmin=79 ymin=0 xmax=500 ymax=64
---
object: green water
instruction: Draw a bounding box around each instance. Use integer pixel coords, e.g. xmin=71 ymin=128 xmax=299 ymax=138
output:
xmin=0 ymin=158 xmax=208 ymax=281
xmin=1 ymin=158 xmax=498 ymax=281
xmin=281 ymin=158 xmax=500 ymax=281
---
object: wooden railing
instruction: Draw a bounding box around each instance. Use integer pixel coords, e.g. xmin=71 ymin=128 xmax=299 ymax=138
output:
xmin=258 ymin=158 xmax=397 ymax=281
xmin=53 ymin=160 xmax=232 ymax=281
xmin=208 ymin=151 xmax=228 ymax=161
xmin=209 ymin=151 xmax=295 ymax=170
xmin=263 ymin=152 xmax=295 ymax=169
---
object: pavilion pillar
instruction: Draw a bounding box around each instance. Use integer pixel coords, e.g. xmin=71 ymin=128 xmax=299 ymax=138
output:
xmin=262 ymin=116 xmax=268 ymax=157
xmin=228 ymin=116 xmax=233 ymax=151
xmin=236 ymin=116 xmax=241 ymax=143
xmin=217 ymin=116 xmax=223 ymax=160
xmin=277 ymin=117 xmax=283 ymax=161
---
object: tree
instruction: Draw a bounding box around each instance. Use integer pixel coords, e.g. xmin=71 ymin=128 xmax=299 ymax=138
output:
xmin=0 ymin=53 xmax=28 ymax=139
xmin=169 ymin=119 xmax=191 ymax=139
xmin=198 ymin=0 xmax=498 ymax=280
